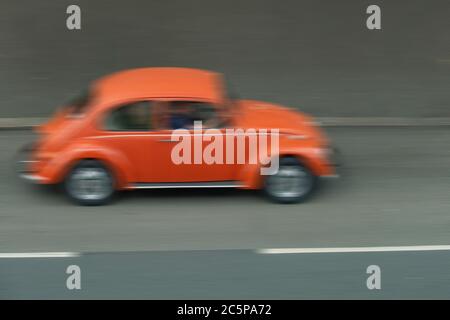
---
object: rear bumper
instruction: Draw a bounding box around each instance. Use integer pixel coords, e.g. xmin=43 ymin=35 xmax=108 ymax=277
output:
xmin=16 ymin=142 xmax=48 ymax=184
xmin=19 ymin=173 xmax=46 ymax=183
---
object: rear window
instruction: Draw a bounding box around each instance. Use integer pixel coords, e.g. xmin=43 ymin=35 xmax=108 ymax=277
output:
xmin=65 ymin=89 xmax=94 ymax=117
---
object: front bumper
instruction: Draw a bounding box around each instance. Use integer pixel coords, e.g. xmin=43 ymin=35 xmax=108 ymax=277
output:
xmin=321 ymin=145 xmax=341 ymax=178
xmin=328 ymin=145 xmax=341 ymax=168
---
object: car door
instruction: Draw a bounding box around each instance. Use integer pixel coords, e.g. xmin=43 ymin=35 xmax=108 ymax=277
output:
xmin=159 ymin=100 xmax=237 ymax=183
xmin=99 ymin=100 xmax=172 ymax=183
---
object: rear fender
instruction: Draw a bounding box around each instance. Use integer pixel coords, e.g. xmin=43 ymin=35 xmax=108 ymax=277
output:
xmin=39 ymin=142 xmax=133 ymax=189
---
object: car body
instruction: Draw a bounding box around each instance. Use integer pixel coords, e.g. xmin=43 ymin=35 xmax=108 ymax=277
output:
xmin=17 ymin=67 xmax=338 ymax=205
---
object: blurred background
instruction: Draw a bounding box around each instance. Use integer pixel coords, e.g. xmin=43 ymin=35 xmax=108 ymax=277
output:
xmin=1 ymin=0 xmax=450 ymax=299
xmin=0 ymin=0 xmax=449 ymax=118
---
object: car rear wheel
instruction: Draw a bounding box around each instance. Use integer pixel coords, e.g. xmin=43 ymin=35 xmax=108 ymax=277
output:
xmin=64 ymin=160 xmax=114 ymax=206
xmin=263 ymin=157 xmax=317 ymax=204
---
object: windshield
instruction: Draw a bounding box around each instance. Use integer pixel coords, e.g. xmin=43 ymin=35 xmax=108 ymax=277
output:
xmin=224 ymin=77 xmax=239 ymax=102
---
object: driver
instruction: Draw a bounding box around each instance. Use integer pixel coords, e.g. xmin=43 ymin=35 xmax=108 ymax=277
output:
xmin=169 ymin=102 xmax=194 ymax=129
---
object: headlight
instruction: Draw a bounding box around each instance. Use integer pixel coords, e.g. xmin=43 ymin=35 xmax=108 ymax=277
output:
xmin=313 ymin=147 xmax=331 ymax=159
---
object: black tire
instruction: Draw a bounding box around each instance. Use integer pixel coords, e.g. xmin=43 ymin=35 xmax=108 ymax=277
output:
xmin=263 ymin=157 xmax=317 ymax=204
xmin=64 ymin=160 xmax=115 ymax=206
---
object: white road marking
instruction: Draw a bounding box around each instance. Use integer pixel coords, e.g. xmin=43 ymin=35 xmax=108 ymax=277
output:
xmin=0 ymin=252 xmax=80 ymax=258
xmin=257 ymin=245 xmax=450 ymax=254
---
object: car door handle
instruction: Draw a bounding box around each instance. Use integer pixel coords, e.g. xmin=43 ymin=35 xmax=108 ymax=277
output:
xmin=158 ymin=139 xmax=177 ymax=142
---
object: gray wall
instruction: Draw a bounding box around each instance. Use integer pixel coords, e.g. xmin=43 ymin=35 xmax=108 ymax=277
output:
xmin=0 ymin=0 xmax=449 ymax=118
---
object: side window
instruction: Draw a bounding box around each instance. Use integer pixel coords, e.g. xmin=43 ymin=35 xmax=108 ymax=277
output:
xmin=168 ymin=101 xmax=220 ymax=130
xmin=104 ymin=101 xmax=151 ymax=131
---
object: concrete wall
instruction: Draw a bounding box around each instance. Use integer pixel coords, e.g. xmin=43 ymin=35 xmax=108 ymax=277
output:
xmin=0 ymin=0 xmax=449 ymax=118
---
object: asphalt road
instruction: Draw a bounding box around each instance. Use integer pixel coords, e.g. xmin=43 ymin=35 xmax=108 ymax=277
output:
xmin=1 ymin=127 xmax=450 ymax=252
xmin=1 ymin=126 xmax=450 ymax=298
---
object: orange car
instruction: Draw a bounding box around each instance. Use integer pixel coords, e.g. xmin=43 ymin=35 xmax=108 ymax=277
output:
xmin=17 ymin=67 xmax=338 ymax=205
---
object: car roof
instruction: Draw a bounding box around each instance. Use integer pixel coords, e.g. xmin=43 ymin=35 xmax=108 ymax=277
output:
xmin=92 ymin=67 xmax=225 ymax=108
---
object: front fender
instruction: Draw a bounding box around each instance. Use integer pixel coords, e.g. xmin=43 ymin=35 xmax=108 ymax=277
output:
xmin=238 ymin=146 xmax=335 ymax=189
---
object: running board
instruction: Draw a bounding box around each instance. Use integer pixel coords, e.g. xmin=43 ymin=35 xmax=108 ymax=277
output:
xmin=128 ymin=181 xmax=243 ymax=189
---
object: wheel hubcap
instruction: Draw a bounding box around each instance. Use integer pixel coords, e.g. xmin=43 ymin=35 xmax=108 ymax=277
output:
xmin=266 ymin=165 xmax=311 ymax=198
xmin=68 ymin=167 xmax=112 ymax=201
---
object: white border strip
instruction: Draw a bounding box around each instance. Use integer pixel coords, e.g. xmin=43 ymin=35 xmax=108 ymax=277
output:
xmin=257 ymin=245 xmax=450 ymax=254
xmin=0 ymin=252 xmax=81 ymax=258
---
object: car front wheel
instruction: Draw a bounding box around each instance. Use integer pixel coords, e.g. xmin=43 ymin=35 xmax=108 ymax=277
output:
xmin=263 ymin=157 xmax=317 ymax=204
xmin=64 ymin=160 xmax=115 ymax=206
